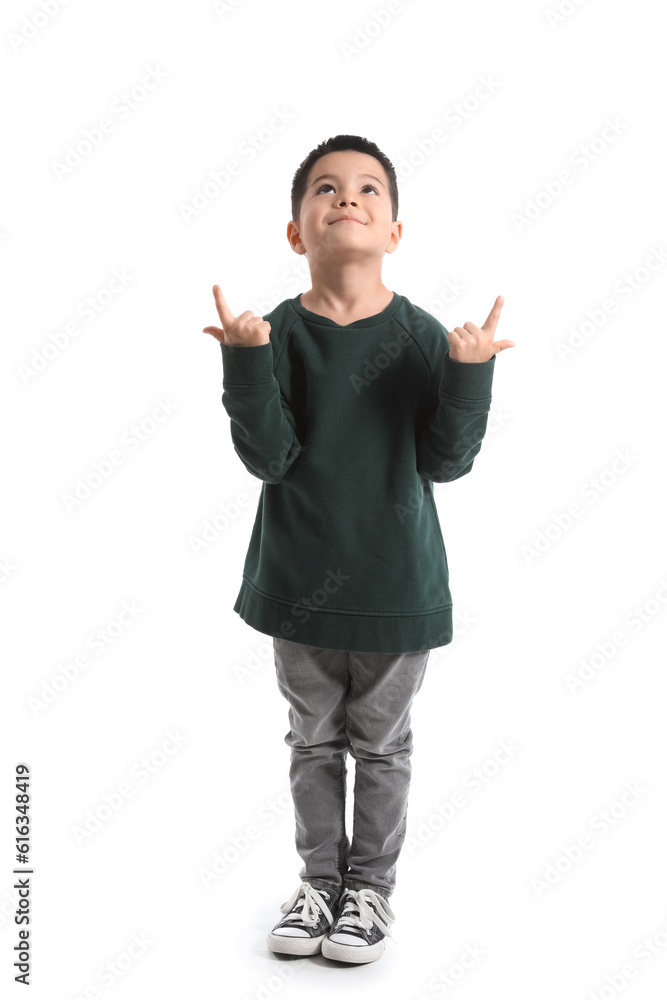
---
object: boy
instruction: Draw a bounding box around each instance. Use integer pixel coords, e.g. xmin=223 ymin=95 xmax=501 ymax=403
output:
xmin=203 ymin=135 xmax=514 ymax=965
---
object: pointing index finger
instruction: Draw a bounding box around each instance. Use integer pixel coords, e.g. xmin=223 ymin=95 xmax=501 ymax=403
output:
xmin=213 ymin=284 xmax=235 ymax=329
xmin=481 ymin=295 xmax=504 ymax=334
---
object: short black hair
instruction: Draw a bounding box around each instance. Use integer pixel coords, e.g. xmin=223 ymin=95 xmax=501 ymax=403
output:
xmin=290 ymin=134 xmax=398 ymax=224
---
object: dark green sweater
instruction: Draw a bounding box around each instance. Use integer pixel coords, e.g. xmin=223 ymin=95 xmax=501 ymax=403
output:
xmin=220 ymin=291 xmax=496 ymax=654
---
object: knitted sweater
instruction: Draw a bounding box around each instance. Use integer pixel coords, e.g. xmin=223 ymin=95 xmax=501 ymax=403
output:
xmin=220 ymin=291 xmax=496 ymax=653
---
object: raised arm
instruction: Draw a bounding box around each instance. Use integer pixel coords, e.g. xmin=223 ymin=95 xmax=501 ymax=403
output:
xmin=204 ymin=285 xmax=304 ymax=483
xmin=416 ymin=296 xmax=513 ymax=483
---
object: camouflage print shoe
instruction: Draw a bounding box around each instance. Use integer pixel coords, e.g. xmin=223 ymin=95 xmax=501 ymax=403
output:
xmin=321 ymin=887 xmax=397 ymax=964
xmin=267 ymin=881 xmax=342 ymax=956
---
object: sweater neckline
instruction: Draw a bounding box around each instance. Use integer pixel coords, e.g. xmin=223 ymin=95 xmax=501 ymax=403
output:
xmin=290 ymin=291 xmax=402 ymax=329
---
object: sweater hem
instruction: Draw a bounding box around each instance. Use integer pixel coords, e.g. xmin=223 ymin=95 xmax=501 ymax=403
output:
xmin=232 ymin=580 xmax=453 ymax=654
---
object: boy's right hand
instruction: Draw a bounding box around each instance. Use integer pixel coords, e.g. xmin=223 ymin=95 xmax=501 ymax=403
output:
xmin=202 ymin=285 xmax=271 ymax=347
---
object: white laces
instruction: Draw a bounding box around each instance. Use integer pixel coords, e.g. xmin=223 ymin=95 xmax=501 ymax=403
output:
xmin=279 ymin=881 xmax=335 ymax=928
xmin=336 ymin=888 xmax=397 ymax=943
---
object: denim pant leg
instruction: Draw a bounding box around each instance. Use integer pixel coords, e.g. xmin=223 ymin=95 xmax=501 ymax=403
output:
xmin=273 ymin=637 xmax=351 ymax=894
xmin=343 ymin=647 xmax=430 ymax=902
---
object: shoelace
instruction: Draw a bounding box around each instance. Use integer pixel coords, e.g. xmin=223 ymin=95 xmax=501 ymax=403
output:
xmin=335 ymin=889 xmax=398 ymax=943
xmin=279 ymin=881 xmax=335 ymax=929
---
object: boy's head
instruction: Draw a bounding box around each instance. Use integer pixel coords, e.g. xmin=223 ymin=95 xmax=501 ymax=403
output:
xmin=287 ymin=134 xmax=401 ymax=265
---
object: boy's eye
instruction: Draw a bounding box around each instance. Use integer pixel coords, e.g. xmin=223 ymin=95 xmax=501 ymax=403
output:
xmin=315 ymin=183 xmax=378 ymax=194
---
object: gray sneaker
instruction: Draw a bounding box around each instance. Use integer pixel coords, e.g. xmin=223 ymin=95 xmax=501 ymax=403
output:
xmin=321 ymin=887 xmax=397 ymax=964
xmin=267 ymin=881 xmax=343 ymax=956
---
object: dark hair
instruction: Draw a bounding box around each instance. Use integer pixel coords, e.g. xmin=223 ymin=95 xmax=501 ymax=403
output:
xmin=290 ymin=134 xmax=398 ymax=224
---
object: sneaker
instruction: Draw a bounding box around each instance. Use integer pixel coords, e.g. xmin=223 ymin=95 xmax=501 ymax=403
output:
xmin=321 ymin=887 xmax=397 ymax=964
xmin=267 ymin=881 xmax=342 ymax=956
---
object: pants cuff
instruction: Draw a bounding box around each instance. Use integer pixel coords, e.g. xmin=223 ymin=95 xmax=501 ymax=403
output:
xmin=343 ymin=879 xmax=392 ymax=901
xmin=304 ymin=877 xmax=343 ymax=894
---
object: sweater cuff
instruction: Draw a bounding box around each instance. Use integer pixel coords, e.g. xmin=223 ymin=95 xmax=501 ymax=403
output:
xmin=440 ymin=348 xmax=495 ymax=400
xmin=221 ymin=341 xmax=274 ymax=385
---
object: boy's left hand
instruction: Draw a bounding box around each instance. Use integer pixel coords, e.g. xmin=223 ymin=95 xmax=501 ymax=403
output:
xmin=448 ymin=296 xmax=515 ymax=362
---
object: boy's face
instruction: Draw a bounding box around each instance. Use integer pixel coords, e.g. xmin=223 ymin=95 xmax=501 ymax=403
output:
xmin=287 ymin=150 xmax=402 ymax=265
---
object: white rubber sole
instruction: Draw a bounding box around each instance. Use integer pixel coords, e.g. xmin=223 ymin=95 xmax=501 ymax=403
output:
xmin=321 ymin=936 xmax=386 ymax=963
xmin=266 ymin=931 xmax=327 ymax=956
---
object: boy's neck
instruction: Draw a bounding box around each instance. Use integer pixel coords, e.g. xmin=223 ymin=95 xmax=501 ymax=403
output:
xmin=300 ymin=268 xmax=393 ymax=323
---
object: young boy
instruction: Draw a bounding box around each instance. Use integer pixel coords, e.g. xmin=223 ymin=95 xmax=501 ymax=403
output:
xmin=203 ymin=134 xmax=514 ymax=965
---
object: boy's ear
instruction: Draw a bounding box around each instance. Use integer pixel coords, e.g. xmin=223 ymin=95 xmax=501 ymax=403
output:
xmin=286 ymin=221 xmax=307 ymax=255
xmin=385 ymin=221 xmax=403 ymax=254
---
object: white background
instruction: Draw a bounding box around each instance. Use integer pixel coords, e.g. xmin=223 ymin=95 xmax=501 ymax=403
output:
xmin=2 ymin=0 xmax=666 ymax=997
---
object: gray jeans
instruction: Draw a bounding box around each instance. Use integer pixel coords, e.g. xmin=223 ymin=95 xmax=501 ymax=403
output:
xmin=273 ymin=636 xmax=430 ymax=902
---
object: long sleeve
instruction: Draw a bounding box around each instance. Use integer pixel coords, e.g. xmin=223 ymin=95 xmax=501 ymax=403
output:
xmin=220 ymin=341 xmax=304 ymax=484
xmin=416 ymin=329 xmax=496 ymax=484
